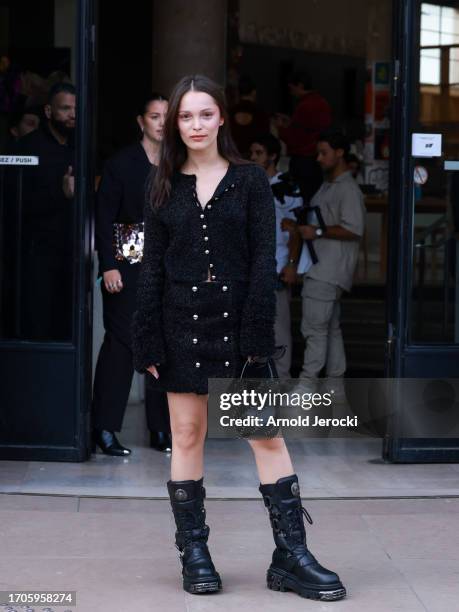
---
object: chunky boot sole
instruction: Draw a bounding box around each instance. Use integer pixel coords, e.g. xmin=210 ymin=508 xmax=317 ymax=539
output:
xmin=183 ymin=575 xmax=222 ymax=594
xmin=267 ymin=567 xmax=346 ymax=601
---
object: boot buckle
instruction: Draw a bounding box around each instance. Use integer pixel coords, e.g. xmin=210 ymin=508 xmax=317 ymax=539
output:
xmin=263 ymin=495 xmax=273 ymax=509
xmin=174 ymin=488 xmax=188 ymax=501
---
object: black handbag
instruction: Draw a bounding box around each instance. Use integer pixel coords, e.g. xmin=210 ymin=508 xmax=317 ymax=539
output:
xmin=231 ymin=346 xmax=286 ymax=439
xmin=239 ymin=345 xmax=286 ymax=380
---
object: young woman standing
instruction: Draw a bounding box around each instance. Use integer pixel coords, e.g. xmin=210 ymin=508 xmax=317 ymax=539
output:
xmin=93 ymin=94 xmax=171 ymax=455
xmin=132 ymin=76 xmax=346 ymax=602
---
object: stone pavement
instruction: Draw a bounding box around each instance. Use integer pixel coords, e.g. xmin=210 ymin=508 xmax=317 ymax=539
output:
xmin=0 ymin=494 xmax=458 ymax=611
xmin=1 ymin=401 xmax=459 ymax=611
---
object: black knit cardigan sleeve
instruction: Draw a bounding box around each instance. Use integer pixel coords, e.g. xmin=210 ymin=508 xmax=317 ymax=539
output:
xmin=95 ymin=157 xmax=122 ymax=273
xmin=131 ymin=201 xmax=168 ymax=370
xmin=239 ymin=167 xmax=277 ymax=358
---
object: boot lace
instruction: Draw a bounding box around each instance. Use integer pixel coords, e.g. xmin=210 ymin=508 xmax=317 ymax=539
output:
xmin=285 ymin=504 xmax=313 ymax=536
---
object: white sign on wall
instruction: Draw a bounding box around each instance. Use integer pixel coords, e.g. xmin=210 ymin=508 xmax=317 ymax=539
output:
xmin=411 ymin=133 xmax=442 ymax=158
xmin=0 ymin=156 xmax=39 ymax=166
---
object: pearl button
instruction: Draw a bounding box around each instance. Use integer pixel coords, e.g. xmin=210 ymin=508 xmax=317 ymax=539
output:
xmin=193 ymin=314 xmax=198 ymax=320
xmin=225 ymin=361 xmax=230 ymax=367
xmin=214 ymin=196 xmax=219 ymax=200
xmin=223 ymin=312 xmax=228 ymax=318
xmin=202 ymin=224 xmax=207 ymax=229
xmin=193 ymin=338 xmax=198 ymax=344
xmin=192 ymin=286 xmax=197 ymax=292
xmin=205 ymin=249 xmax=209 ymax=254
xmin=209 ymin=263 xmax=214 ymax=268
xmin=231 ymin=184 xmax=235 ymax=188
xmin=204 ymin=236 xmax=209 ymax=241
xmin=222 ymin=285 xmax=228 ymax=291
xmin=200 ymin=214 xmax=204 ymax=219
xmin=208 ymin=205 xmax=212 ymax=210
xmin=211 ymin=275 xmax=216 ymax=280
xmin=223 ymin=336 xmax=228 ymax=342
xmin=195 ymin=362 xmax=200 ymax=368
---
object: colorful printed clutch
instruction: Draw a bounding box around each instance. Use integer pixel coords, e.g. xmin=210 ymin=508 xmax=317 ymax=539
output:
xmin=113 ymin=222 xmax=144 ymax=264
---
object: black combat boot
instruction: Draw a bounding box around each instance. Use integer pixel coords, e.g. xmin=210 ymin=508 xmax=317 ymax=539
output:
xmin=259 ymin=474 xmax=346 ymax=601
xmin=167 ymin=478 xmax=222 ymax=594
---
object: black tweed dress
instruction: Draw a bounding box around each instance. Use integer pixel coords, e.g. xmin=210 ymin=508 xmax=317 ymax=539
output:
xmin=132 ymin=162 xmax=277 ymax=394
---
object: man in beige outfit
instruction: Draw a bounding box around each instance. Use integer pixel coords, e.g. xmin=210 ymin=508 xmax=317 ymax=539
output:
xmin=297 ymin=131 xmax=365 ymax=394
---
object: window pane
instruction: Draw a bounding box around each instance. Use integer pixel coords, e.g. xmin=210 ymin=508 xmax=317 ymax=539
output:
xmin=450 ymin=48 xmax=459 ymax=84
xmin=440 ymin=7 xmax=459 ymax=33
xmin=421 ymin=28 xmax=440 ymax=46
xmin=440 ymin=6 xmax=459 ymax=44
xmin=421 ymin=3 xmax=441 ymax=32
xmin=440 ymin=31 xmax=459 ymax=44
xmin=420 ymin=48 xmax=441 ymax=84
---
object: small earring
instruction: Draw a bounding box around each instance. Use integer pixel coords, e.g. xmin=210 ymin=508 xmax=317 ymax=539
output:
xmin=141 ymin=126 xmax=144 ymax=133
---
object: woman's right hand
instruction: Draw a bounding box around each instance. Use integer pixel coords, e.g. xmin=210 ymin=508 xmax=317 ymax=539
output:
xmin=103 ymin=269 xmax=123 ymax=293
xmin=146 ymin=365 xmax=160 ymax=379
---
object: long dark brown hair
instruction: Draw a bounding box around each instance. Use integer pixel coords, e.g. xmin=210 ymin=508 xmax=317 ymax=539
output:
xmin=151 ymin=74 xmax=246 ymax=209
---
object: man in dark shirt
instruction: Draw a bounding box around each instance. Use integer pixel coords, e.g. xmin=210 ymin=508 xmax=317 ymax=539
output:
xmin=14 ymin=82 xmax=76 ymax=341
xmin=276 ymin=72 xmax=332 ymax=203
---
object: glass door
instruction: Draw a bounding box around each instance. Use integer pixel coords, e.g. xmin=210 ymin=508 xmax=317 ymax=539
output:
xmin=410 ymin=1 xmax=459 ymax=344
xmin=384 ymin=0 xmax=459 ymax=461
xmin=0 ymin=0 xmax=96 ymax=461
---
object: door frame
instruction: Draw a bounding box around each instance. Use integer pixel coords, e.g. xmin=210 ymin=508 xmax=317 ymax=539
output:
xmin=384 ymin=0 xmax=459 ymax=461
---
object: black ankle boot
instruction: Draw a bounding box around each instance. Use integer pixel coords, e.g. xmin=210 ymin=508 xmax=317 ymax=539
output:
xmin=92 ymin=429 xmax=131 ymax=456
xmin=167 ymin=478 xmax=222 ymax=594
xmin=259 ymin=474 xmax=346 ymax=601
xmin=150 ymin=431 xmax=172 ymax=452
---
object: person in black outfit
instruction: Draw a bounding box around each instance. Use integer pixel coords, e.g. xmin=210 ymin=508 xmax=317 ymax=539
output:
xmin=13 ymin=82 xmax=76 ymax=341
xmin=92 ymin=93 xmax=172 ymax=456
xmin=132 ymin=75 xmax=346 ymax=601
xmin=229 ymin=75 xmax=270 ymax=158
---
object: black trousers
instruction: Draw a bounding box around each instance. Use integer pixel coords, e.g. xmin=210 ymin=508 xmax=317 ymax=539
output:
xmin=92 ymin=261 xmax=170 ymax=433
xmin=289 ymin=156 xmax=323 ymax=205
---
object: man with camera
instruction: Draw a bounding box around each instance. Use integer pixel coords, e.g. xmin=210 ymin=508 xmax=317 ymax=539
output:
xmin=250 ymin=133 xmax=311 ymax=377
xmin=297 ymin=130 xmax=365 ymax=396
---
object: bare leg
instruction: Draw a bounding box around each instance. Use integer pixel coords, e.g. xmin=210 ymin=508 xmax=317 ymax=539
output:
xmin=167 ymin=392 xmax=221 ymax=594
xmin=247 ymin=436 xmax=294 ymax=484
xmin=168 ymin=392 xmax=208 ymax=481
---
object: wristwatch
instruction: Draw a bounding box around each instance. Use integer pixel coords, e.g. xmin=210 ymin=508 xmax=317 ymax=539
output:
xmin=315 ymin=228 xmax=324 ymax=238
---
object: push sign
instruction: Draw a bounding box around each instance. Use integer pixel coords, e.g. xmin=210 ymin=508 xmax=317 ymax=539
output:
xmin=0 ymin=155 xmax=39 ymax=165
xmin=411 ymin=134 xmax=442 ymax=158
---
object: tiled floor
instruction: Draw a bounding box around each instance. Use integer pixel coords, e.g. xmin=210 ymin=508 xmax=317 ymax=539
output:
xmin=0 ymin=494 xmax=458 ymax=611
xmin=1 ymin=403 xmax=459 ymax=611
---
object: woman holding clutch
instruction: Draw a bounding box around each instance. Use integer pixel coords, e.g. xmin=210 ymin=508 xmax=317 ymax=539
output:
xmin=132 ymin=75 xmax=346 ymax=601
xmin=92 ymin=93 xmax=172 ymax=456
